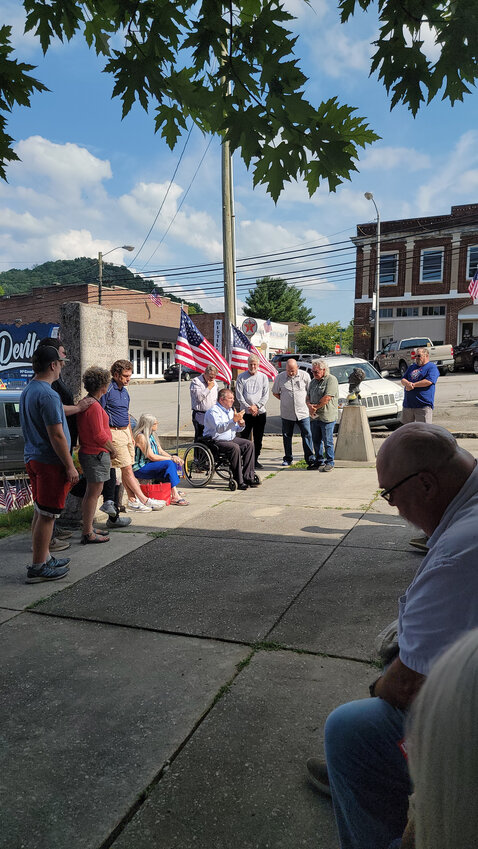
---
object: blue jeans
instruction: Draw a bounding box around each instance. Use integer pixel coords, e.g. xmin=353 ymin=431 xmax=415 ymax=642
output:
xmin=134 ymin=460 xmax=180 ymax=488
xmin=310 ymin=419 xmax=336 ymax=466
xmin=281 ymin=417 xmax=315 ymax=464
xmin=324 ymin=698 xmax=411 ymax=849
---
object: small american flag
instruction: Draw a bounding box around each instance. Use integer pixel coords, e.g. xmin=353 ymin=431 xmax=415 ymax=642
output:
xmin=175 ymin=309 xmax=232 ymax=384
xmin=4 ymin=479 xmax=15 ymax=512
xmin=468 ymin=270 xmax=478 ymax=300
xmin=15 ymin=479 xmax=25 ymax=509
xmin=0 ymin=484 xmax=5 ymax=509
xmin=230 ymin=325 xmax=278 ymax=380
xmin=263 ymin=318 xmax=272 ymax=333
xmin=22 ymin=478 xmax=33 ymax=506
xmin=149 ymin=289 xmax=163 ymax=308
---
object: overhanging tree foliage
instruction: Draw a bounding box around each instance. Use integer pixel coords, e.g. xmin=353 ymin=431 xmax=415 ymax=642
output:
xmin=2 ymin=2 xmax=476 ymax=196
xmin=2 ymin=0 xmax=375 ymax=196
xmin=243 ymin=276 xmax=314 ymax=323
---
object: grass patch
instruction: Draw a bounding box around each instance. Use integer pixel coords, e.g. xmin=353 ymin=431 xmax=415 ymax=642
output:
xmin=265 ymin=472 xmax=277 ymax=480
xmin=0 ymin=505 xmax=34 ymax=539
xmin=148 ymin=531 xmax=169 ymax=539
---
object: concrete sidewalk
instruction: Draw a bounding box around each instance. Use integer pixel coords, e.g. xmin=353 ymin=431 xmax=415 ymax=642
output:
xmin=2 ymin=439 xmax=472 ymax=849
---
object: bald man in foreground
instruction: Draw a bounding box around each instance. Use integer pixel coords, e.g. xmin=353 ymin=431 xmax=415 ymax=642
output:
xmin=306 ymin=424 xmax=478 ymax=849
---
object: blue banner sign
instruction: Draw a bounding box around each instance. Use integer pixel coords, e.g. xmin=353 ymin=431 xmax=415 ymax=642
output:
xmin=0 ymin=323 xmax=60 ymax=389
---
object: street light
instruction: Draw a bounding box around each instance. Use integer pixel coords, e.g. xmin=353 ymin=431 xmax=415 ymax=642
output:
xmin=98 ymin=245 xmax=135 ymax=304
xmin=364 ymin=192 xmax=381 ymax=356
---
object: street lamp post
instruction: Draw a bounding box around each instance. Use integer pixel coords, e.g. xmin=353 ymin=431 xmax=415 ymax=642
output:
xmin=364 ymin=192 xmax=381 ymax=356
xmin=98 ymin=245 xmax=135 ymax=305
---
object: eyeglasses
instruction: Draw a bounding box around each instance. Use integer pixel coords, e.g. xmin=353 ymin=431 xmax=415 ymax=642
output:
xmin=380 ymin=472 xmax=421 ymax=502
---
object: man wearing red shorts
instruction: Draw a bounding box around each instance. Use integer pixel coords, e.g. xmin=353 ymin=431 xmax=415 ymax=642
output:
xmin=20 ymin=345 xmax=79 ymax=583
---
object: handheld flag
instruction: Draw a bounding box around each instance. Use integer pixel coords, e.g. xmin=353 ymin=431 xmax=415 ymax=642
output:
xmin=230 ymin=325 xmax=278 ymax=379
xmin=175 ymin=309 xmax=232 ymax=384
xmin=468 ymin=270 xmax=478 ymax=300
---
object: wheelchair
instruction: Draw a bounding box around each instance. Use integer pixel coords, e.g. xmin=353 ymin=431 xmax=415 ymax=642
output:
xmin=182 ymin=438 xmax=259 ymax=491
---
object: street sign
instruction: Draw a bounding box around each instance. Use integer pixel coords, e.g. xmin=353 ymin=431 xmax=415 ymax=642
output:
xmin=242 ymin=318 xmax=257 ymax=337
xmin=335 ymin=343 xmax=341 ymax=354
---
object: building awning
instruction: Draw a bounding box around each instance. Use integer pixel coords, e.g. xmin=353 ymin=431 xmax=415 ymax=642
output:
xmin=128 ymin=321 xmax=178 ymax=342
xmin=458 ymin=305 xmax=478 ymax=320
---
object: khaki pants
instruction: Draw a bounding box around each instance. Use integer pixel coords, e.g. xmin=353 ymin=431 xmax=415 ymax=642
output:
xmin=401 ymin=407 xmax=433 ymax=424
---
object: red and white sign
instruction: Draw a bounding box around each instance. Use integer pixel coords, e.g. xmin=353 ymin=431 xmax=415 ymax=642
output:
xmin=242 ymin=318 xmax=257 ymax=337
xmin=335 ymin=343 xmax=341 ymax=354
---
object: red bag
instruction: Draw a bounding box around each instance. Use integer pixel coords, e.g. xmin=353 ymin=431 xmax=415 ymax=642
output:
xmin=139 ymin=482 xmax=171 ymax=505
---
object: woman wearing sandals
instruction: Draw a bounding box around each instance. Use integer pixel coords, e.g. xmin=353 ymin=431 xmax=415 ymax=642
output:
xmin=132 ymin=414 xmax=189 ymax=506
xmin=77 ymin=367 xmax=118 ymax=543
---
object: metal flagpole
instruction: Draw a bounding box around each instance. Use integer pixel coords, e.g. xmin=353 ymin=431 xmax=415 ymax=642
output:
xmin=176 ymin=303 xmax=183 ymax=453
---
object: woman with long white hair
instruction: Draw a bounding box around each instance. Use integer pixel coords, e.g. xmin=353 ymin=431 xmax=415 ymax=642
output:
xmin=132 ymin=413 xmax=189 ymax=505
xmin=406 ymin=628 xmax=478 ymax=849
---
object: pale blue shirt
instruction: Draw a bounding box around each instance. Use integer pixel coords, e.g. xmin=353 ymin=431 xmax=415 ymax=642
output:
xmin=235 ymin=370 xmax=269 ymax=413
xmin=398 ymin=463 xmax=478 ymax=675
xmin=203 ymin=402 xmax=245 ymax=441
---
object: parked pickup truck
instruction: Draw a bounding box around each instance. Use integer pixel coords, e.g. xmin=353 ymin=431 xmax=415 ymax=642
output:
xmin=374 ymin=337 xmax=454 ymax=377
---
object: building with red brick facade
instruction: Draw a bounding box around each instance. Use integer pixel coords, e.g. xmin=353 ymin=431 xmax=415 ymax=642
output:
xmin=353 ymin=203 xmax=478 ymax=360
xmin=0 ymin=283 xmax=185 ymax=379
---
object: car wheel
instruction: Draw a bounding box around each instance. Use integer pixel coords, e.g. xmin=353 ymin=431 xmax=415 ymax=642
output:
xmin=473 ymin=359 xmax=478 ymax=374
xmin=183 ymin=371 xmax=191 ymax=381
xmin=399 ymin=360 xmax=408 ymax=377
xmin=447 ymin=363 xmax=454 ymax=374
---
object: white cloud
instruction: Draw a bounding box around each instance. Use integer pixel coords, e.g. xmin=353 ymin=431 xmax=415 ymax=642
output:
xmin=47 ymin=230 xmax=137 ymax=263
xmin=360 ymin=146 xmax=431 ymax=172
xmin=416 ymin=131 xmax=478 ymax=214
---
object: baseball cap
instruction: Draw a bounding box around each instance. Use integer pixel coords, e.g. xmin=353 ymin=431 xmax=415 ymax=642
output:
xmin=32 ymin=345 xmax=69 ymax=371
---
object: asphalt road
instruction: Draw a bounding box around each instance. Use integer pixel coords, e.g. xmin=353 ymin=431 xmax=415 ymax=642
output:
xmin=128 ymin=371 xmax=478 ymax=436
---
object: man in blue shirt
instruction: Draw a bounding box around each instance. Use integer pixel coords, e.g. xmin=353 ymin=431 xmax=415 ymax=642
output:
xmin=203 ymin=388 xmax=258 ymax=489
xmin=401 ymin=347 xmax=440 ymax=423
xmin=20 ymin=345 xmax=79 ymax=583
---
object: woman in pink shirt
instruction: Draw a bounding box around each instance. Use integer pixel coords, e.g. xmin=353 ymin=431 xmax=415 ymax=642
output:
xmin=77 ymin=367 xmax=117 ymax=543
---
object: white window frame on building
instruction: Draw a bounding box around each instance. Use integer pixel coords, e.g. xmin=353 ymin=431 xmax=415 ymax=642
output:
xmin=145 ymin=340 xmax=161 ymax=379
xmin=379 ymin=307 xmax=394 ymax=318
xmin=129 ymin=339 xmax=143 ymax=378
xmin=422 ymin=305 xmax=446 ymax=316
xmin=420 ymin=248 xmax=444 ymax=283
xmin=396 ymin=307 xmax=419 ymax=317
xmin=466 ymin=245 xmax=478 ymax=278
xmin=379 ymin=252 xmax=398 ymax=285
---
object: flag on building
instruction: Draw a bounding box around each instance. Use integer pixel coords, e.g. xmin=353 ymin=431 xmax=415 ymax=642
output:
xmin=230 ymin=325 xmax=278 ymax=379
xmin=4 ymin=479 xmax=15 ymax=512
xmin=175 ymin=309 xmax=232 ymax=384
xmin=468 ymin=270 xmax=478 ymax=300
xmin=149 ymin=289 xmax=163 ymax=308
xmin=263 ymin=317 xmax=272 ymax=333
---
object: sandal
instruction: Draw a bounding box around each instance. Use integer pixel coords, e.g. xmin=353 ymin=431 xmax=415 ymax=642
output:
xmin=93 ymin=528 xmax=110 ymax=536
xmin=81 ymin=532 xmax=110 ymax=544
xmin=171 ymin=497 xmax=189 ymax=506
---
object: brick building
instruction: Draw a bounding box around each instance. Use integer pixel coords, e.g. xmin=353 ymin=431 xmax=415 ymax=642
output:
xmin=0 ymin=283 xmax=185 ymax=380
xmin=353 ymin=203 xmax=478 ymax=359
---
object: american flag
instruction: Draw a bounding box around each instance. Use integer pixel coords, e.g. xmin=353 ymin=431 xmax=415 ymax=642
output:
xmin=0 ymin=484 xmax=5 ymax=509
xmin=15 ymin=479 xmax=25 ymax=509
xmin=149 ymin=289 xmax=163 ymax=308
xmin=4 ymin=479 xmax=15 ymax=512
xmin=263 ymin=318 xmax=272 ymax=333
xmin=469 ymin=270 xmax=478 ymax=300
xmin=230 ymin=325 xmax=278 ymax=380
xmin=175 ymin=309 xmax=232 ymax=384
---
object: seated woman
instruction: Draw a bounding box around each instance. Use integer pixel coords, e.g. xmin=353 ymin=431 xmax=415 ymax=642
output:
xmin=77 ymin=366 xmax=117 ymax=543
xmin=132 ymin=414 xmax=189 ymax=506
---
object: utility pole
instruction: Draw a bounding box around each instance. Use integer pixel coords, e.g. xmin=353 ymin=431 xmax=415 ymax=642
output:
xmin=221 ymin=44 xmax=237 ymax=365
xmin=98 ymin=251 xmax=103 ymax=305
xmin=364 ymin=192 xmax=381 ymax=355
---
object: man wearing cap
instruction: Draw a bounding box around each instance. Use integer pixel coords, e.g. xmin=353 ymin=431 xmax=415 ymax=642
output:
xmin=20 ymin=345 xmax=79 ymax=583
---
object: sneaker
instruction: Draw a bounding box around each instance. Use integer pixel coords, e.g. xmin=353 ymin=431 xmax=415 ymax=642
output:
xmin=320 ymin=463 xmax=334 ymax=472
xmin=306 ymin=758 xmax=331 ymax=797
xmin=281 ymin=460 xmax=292 ymax=467
xmin=146 ymin=498 xmax=166 ymax=511
xmin=55 ymin=528 xmax=73 ymax=540
xmin=409 ymin=535 xmax=429 ymax=552
xmin=26 ymin=559 xmax=70 ymax=584
xmin=49 ymin=537 xmax=71 ymax=552
xmin=106 ymin=516 xmax=132 ymax=529
xmin=307 ymin=461 xmax=319 ymax=470
xmin=46 ymin=555 xmax=70 ymax=568
xmin=100 ymin=500 xmax=117 ymax=518
xmin=128 ymin=500 xmax=152 ymax=513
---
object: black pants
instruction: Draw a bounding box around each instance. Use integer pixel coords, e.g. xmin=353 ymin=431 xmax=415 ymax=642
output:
xmin=214 ymin=437 xmax=255 ymax=485
xmin=242 ymin=412 xmax=266 ymax=460
xmin=192 ymin=412 xmax=205 ymax=442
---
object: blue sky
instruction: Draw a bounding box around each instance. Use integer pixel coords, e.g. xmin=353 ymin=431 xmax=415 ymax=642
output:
xmin=3 ymin=0 xmax=478 ymax=326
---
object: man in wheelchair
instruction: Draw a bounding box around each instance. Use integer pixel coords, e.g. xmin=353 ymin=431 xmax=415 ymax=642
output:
xmin=203 ymin=388 xmax=260 ymax=490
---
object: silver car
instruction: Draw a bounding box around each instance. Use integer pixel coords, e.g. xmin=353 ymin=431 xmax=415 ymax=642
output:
xmin=0 ymin=390 xmax=25 ymax=473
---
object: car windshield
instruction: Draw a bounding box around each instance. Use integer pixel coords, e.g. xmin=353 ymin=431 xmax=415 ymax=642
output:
xmin=329 ymin=362 xmax=382 ymax=384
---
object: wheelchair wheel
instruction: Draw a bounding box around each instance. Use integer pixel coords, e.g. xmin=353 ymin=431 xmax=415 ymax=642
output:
xmin=183 ymin=444 xmax=215 ymax=487
xmin=216 ymin=459 xmax=232 ymax=481
xmin=229 ymin=479 xmax=237 ymax=491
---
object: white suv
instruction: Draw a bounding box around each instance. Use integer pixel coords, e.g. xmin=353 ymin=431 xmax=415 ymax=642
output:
xmin=299 ymin=356 xmax=403 ymax=430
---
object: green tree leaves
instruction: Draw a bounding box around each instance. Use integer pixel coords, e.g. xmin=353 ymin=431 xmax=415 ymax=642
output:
xmin=244 ymin=276 xmax=314 ymax=324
